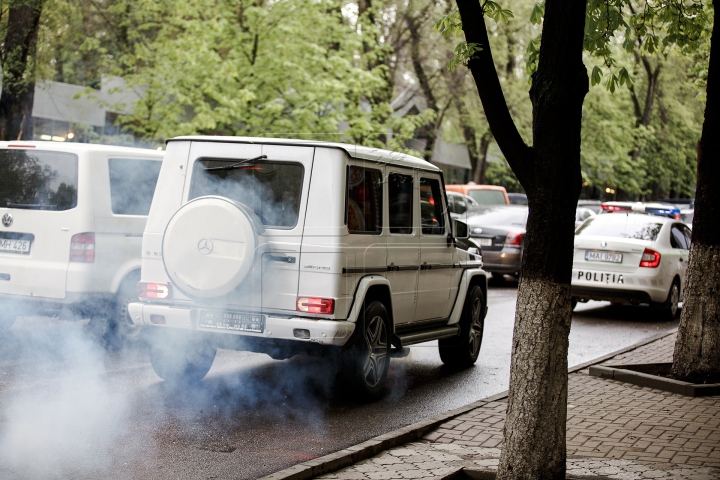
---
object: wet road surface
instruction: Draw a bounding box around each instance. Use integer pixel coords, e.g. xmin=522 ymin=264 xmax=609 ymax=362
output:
xmin=0 ymin=279 xmax=678 ymax=479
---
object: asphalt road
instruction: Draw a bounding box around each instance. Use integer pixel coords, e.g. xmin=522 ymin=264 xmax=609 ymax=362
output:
xmin=0 ymin=279 xmax=678 ymax=479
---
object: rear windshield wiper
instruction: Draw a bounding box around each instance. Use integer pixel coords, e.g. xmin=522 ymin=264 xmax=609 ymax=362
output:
xmin=204 ymin=155 xmax=267 ymax=171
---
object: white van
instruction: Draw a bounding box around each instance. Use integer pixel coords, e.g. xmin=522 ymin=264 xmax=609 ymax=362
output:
xmin=0 ymin=141 xmax=164 ymax=345
xmin=129 ymin=137 xmax=488 ymax=396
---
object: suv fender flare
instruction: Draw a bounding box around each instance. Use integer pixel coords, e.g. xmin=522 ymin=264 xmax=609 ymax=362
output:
xmin=346 ymin=275 xmax=393 ymax=325
xmin=447 ymin=268 xmax=488 ymax=326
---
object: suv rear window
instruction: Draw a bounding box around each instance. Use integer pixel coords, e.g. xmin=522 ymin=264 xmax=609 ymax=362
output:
xmin=346 ymin=166 xmax=383 ymax=234
xmin=468 ymin=189 xmax=506 ymax=205
xmin=109 ymin=158 xmax=162 ymax=215
xmin=190 ymin=158 xmax=304 ymax=228
xmin=575 ymin=215 xmax=663 ymax=241
xmin=0 ymin=149 xmax=78 ymax=211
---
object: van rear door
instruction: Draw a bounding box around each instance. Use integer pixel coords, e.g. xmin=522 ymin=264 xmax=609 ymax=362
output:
xmin=0 ymin=147 xmax=87 ymax=300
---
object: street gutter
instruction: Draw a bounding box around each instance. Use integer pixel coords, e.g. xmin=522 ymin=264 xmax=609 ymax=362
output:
xmin=260 ymin=328 xmax=678 ymax=480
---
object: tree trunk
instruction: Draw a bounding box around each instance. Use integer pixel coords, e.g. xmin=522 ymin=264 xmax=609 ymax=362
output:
xmin=0 ymin=0 xmax=45 ymax=141
xmin=629 ymin=53 xmax=662 ymax=162
xmin=457 ymin=0 xmax=588 ymax=478
xmin=473 ymin=132 xmax=491 ymax=184
xmin=672 ymin=3 xmax=720 ymax=381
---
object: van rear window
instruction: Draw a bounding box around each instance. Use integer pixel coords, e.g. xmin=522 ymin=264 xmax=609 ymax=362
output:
xmin=109 ymin=158 xmax=162 ymax=215
xmin=0 ymin=149 xmax=78 ymax=211
xmin=189 ymin=158 xmax=304 ymax=228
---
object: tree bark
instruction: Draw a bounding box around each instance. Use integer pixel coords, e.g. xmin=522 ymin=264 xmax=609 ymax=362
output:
xmin=629 ymin=52 xmax=662 ymax=161
xmin=456 ymin=0 xmax=588 ymax=478
xmin=672 ymin=3 xmax=720 ymax=381
xmin=0 ymin=0 xmax=45 ymax=141
xmin=473 ymin=131 xmax=491 ymax=184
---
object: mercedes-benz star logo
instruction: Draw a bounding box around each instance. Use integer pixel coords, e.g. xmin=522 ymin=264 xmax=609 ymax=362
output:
xmin=197 ymin=238 xmax=214 ymax=255
xmin=1 ymin=213 xmax=12 ymax=228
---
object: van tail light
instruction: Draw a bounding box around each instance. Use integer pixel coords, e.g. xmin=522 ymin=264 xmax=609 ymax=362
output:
xmin=639 ymin=248 xmax=661 ymax=268
xmin=296 ymin=297 xmax=335 ymax=314
xmin=69 ymin=232 xmax=95 ymax=263
xmin=505 ymin=232 xmax=523 ymax=247
xmin=137 ymin=282 xmax=171 ymax=299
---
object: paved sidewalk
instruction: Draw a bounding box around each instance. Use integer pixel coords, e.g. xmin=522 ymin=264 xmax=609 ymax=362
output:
xmin=319 ymin=333 xmax=720 ymax=479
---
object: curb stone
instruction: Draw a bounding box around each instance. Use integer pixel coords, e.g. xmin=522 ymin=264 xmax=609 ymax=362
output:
xmin=259 ymin=328 xmax=678 ymax=480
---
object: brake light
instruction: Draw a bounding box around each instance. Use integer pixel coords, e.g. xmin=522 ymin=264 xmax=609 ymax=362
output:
xmin=505 ymin=232 xmax=523 ymax=246
xmin=69 ymin=232 xmax=95 ymax=263
xmin=137 ymin=282 xmax=171 ymax=299
xmin=639 ymin=248 xmax=661 ymax=268
xmin=8 ymin=144 xmax=33 ymax=148
xmin=296 ymin=297 xmax=335 ymax=314
xmin=601 ymin=204 xmax=631 ymax=212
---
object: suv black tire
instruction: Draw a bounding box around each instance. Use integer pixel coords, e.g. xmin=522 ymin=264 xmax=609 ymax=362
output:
xmin=149 ymin=336 xmax=217 ymax=384
xmin=337 ymin=301 xmax=390 ymax=399
xmin=438 ymin=285 xmax=485 ymax=368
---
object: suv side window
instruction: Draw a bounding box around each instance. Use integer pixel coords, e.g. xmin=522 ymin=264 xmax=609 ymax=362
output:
xmin=109 ymin=158 xmax=162 ymax=215
xmin=670 ymin=224 xmax=689 ymax=249
xmin=388 ymin=173 xmax=413 ymax=234
xmin=420 ymin=177 xmax=446 ymax=235
xmin=346 ymin=166 xmax=383 ymax=234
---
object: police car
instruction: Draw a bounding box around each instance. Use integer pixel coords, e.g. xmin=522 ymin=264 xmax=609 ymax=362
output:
xmin=571 ymin=203 xmax=691 ymax=319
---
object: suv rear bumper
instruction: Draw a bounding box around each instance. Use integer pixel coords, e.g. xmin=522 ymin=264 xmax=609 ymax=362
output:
xmin=128 ymin=302 xmax=355 ymax=346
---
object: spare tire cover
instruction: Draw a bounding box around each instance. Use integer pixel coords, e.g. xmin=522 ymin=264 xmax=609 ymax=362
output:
xmin=163 ymin=196 xmax=259 ymax=298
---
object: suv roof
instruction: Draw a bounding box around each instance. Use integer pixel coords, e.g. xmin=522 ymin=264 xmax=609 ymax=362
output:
xmin=0 ymin=141 xmax=164 ymax=156
xmin=168 ymin=136 xmax=439 ymax=172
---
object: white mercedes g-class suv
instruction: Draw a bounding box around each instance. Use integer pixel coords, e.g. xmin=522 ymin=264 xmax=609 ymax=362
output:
xmin=0 ymin=141 xmax=164 ymax=344
xmin=129 ymin=137 xmax=488 ymax=396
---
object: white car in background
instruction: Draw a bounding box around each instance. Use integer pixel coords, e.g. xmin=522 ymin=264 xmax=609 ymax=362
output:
xmin=0 ymin=141 xmax=164 ymax=345
xmin=571 ymin=209 xmax=691 ymax=319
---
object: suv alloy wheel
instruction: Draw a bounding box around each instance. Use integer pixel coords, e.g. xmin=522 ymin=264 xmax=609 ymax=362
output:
xmin=338 ymin=301 xmax=391 ymax=398
xmin=438 ymin=285 xmax=485 ymax=367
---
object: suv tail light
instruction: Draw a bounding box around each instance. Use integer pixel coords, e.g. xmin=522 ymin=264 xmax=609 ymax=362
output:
xmin=69 ymin=232 xmax=95 ymax=263
xmin=296 ymin=297 xmax=335 ymax=314
xmin=639 ymin=248 xmax=661 ymax=268
xmin=137 ymin=282 xmax=171 ymax=299
xmin=505 ymin=232 xmax=523 ymax=247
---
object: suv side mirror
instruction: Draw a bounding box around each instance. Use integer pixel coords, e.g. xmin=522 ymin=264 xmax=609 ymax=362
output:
xmin=453 ymin=218 xmax=469 ymax=240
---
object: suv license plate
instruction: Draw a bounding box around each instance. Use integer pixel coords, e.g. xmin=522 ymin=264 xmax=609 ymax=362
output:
xmin=585 ymin=251 xmax=622 ymax=263
xmin=477 ymin=238 xmax=492 ymax=247
xmin=0 ymin=238 xmax=31 ymax=255
xmin=199 ymin=310 xmax=265 ymax=333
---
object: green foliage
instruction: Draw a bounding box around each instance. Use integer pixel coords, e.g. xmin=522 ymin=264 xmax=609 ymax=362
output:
xmin=447 ymin=42 xmax=483 ymax=72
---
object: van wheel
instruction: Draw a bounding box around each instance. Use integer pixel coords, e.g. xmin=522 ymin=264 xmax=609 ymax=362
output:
xmin=439 ymin=285 xmax=485 ymax=368
xmin=104 ymin=274 xmax=142 ymax=349
xmin=149 ymin=336 xmax=216 ymax=384
xmin=0 ymin=314 xmax=16 ymax=332
xmin=338 ymin=301 xmax=390 ymax=399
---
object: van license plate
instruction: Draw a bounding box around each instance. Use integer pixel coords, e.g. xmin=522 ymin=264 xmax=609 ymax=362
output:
xmin=477 ymin=238 xmax=492 ymax=247
xmin=199 ymin=310 xmax=265 ymax=333
xmin=585 ymin=251 xmax=622 ymax=263
xmin=0 ymin=239 xmax=31 ymax=254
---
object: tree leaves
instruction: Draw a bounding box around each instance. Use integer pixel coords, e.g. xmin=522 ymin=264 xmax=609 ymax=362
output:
xmin=447 ymin=42 xmax=483 ymax=72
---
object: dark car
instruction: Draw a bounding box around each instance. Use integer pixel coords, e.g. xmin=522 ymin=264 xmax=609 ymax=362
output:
xmin=465 ymin=205 xmax=528 ymax=277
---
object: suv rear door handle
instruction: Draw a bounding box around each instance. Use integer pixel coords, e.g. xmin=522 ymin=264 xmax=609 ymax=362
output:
xmin=267 ymin=255 xmax=296 ymax=264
